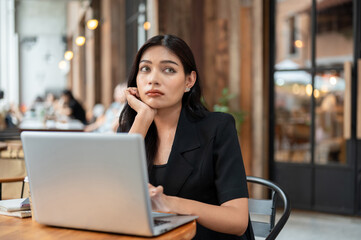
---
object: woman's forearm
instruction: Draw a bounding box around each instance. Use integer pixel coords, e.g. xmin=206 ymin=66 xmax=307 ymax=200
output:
xmin=125 ymin=87 xmax=156 ymax=138
xmin=129 ymin=111 xmax=154 ymax=138
xmin=166 ymin=196 xmax=249 ymax=236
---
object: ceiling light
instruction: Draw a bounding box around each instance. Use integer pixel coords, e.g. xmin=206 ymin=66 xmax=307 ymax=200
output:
xmin=87 ymin=19 xmax=98 ymax=30
xmin=75 ymin=36 xmax=86 ymax=46
xmin=143 ymin=21 xmax=151 ymax=31
xmin=64 ymin=51 xmax=74 ymax=61
xmin=58 ymin=60 xmax=67 ymax=70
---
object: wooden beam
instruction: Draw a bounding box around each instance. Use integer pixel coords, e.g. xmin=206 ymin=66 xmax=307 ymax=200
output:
xmin=239 ymin=5 xmax=253 ymax=176
xmin=202 ymin=0 xmax=217 ymax=107
xmin=100 ymin=0 xmax=126 ymax=108
xmin=100 ymin=0 xmax=112 ymax=108
xmin=85 ymin=8 xmax=96 ymax=112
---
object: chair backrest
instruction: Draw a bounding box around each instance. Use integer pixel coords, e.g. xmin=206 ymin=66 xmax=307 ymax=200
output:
xmin=0 ymin=128 xmax=21 ymax=141
xmin=247 ymin=176 xmax=291 ymax=240
xmin=0 ymin=141 xmax=25 ymax=200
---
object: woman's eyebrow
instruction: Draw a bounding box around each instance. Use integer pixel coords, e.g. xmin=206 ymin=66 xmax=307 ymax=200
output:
xmin=160 ymin=60 xmax=179 ymax=66
xmin=140 ymin=59 xmax=152 ymax=64
xmin=139 ymin=59 xmax=179 ymax=66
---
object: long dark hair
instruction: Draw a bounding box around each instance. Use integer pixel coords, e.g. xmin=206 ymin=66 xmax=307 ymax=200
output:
xmin=62 ymin=89 xmax=75 ymax=100
xmin=119 ymin=35 xmax=208 ymax=168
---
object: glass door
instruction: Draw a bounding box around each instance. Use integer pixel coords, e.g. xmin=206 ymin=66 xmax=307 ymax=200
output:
xmin=270 ymin=0 xmax=359 ymax=214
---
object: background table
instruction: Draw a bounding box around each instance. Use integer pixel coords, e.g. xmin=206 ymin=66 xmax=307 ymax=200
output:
xmin=0 ymin=215 xmax=196 ymax=240
xmin=19 ymin=119 xmax=84 ymax=132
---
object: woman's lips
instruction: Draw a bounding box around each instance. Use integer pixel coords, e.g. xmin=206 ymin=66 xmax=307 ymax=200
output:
xmin=145 ymin=90 xmax=164 ymax=97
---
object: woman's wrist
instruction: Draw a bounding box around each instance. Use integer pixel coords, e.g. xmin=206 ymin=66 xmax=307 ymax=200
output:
xmin=166 ymin=195 xmax=194 ymax=215
xmin=136 ymin=108 xmax=155 ymax=125
xmin=129 ymin=109 xmax=155 ymax=137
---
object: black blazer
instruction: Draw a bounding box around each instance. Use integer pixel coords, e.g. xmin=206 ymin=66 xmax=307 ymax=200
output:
xmin=149 ymin=108 xmax=254 ymax=240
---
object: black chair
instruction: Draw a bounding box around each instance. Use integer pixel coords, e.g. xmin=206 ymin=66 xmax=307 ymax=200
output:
xmin=0 ymin=177 xmax=25 ymax=200
xmin=0 ymin=128 xmax=21 ymax=141
xmin=247 ymin=176 xmax=291 ymax=240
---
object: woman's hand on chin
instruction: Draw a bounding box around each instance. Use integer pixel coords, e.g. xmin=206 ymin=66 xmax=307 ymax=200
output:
xmin=125 ymin=87 xmax=156 ymax=119
xmin=126 ymin=87 xmax=156 ymax=137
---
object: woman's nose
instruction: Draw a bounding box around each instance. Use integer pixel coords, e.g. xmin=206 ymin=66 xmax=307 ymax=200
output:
xmin=147 ymin=70 xmax=160 ymax=85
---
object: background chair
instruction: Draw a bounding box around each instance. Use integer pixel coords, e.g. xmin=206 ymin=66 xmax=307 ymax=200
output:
xmin=0 ymin=177 xmax=25 ymax=200
xmin=247 ymin=176 xmax=291 ymax=240
xmin=0 ymin=140 xmax=26 ymax=200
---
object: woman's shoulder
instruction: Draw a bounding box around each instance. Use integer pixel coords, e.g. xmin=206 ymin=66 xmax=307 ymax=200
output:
xmin=201 ymin=111 xmax=235 ymax=124
xmin=190 ymin=111 xmax=235 ymax=131
xmin=183 ymin=108 xmax=235 ymax=127
xmin=190 ymin=111 xmax=238 ymax=144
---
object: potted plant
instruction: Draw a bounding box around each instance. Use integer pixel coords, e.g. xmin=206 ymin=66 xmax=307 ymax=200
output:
xmin=213 ymin=88 xmax=246 ymax=133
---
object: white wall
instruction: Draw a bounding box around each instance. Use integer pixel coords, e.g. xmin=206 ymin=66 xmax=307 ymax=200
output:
xmin=16 ymin=0 xmax=68 ymax=107
xmin=20 ymin=35 xmax=67 ymax=105
xmin=0 ymin=0 xmax=19 ymax=105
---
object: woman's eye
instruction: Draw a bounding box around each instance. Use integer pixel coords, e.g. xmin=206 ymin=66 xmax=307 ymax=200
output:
xmin=139 ymin=66 xmax=150 ymax=72
xmin=164 ymin=68 xmax=176 ymax=73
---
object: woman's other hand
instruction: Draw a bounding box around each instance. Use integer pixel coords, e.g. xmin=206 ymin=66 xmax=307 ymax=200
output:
xmin=148 ymin=184 xmax=171 ymax=213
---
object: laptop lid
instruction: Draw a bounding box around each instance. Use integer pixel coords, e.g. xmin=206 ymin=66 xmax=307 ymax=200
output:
xmin=21 ymin=131 xmax=155 ymax=236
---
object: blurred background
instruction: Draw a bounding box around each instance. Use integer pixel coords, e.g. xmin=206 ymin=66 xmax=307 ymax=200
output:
xmin=1 ymin=0 xmax=361 ymax=218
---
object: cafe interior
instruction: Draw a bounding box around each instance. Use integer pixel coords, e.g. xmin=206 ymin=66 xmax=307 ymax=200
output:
xmin=1 ymin=0 xmax=361 ymax=237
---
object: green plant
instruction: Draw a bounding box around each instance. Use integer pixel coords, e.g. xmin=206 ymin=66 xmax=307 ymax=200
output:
xmin=213 ymin=88 xmax=246 ymax=133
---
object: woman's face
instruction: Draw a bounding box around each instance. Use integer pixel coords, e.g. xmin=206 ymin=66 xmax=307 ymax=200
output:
xmin=60 ymin=94 xmax=69 ymax=104
xmin=136 ymin=46 xmax=195 ymax=111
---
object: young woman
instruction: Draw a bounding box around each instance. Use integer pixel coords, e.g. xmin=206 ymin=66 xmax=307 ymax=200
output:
xmin=118 ymin=35 xmax=254 ymax=240
xmin=59 ymin=90 xmax=87 ymax=124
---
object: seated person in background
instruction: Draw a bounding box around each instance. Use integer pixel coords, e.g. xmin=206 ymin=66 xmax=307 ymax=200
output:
xmin=44 ymin=92 xmax=59 ymax=119
xmin=118 ymin=35 xmax=253 ymax=240
xmin=86 ymin=103 xmax=105 ymax=124
xmin=59 ymin=90 xmax=87 ymax=124
xmin=5 ymin=103 xmax=23 ymax=128
xmin=84 ymin=83 xmax=127 ymax=133
xmin=0 ymin=90 xmax=23 ymax=128
xmin=0 ymin=90 xmax=6 ymax=129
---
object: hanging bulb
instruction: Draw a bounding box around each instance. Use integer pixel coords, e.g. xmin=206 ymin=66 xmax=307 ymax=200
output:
xmin=87 ymin=19 xmax=98 ymax=30
xmin=143 ymin=21 xmax=151 ymax=31
xmin=64 ymin=51 xmax=74 ymax=61
xmin=75 ymin=36 xmax=86 ymax=46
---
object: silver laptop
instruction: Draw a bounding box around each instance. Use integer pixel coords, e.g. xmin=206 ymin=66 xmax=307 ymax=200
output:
xmin=21 ymin=131 xmax=197 ymax=237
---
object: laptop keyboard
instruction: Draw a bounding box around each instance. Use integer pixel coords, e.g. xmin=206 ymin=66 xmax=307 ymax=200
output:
xmin=154 ymin=219 xmax=171 ymax=226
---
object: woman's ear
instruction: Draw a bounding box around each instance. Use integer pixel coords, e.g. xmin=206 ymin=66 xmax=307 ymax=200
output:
xmin=185 ymin=71 xmax=196 ymax=92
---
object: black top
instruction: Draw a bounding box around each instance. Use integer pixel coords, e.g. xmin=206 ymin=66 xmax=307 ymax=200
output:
xmin=68 ymin=99 xmax=86 ymax=124
xmin=147 ymin=108 xmax=254 ymax=240
xmin=149 ymin=164 xmax=167 ymax=186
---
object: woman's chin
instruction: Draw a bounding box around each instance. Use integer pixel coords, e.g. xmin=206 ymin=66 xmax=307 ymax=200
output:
xmin=142 ymin=99 xmax=181 ymax=111
xmin=142 ymin=99 xmax=162 ymax=109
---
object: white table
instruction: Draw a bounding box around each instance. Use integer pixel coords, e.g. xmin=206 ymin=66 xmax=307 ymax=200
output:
xmin=19 ymin=119 xmax=84 ymax=132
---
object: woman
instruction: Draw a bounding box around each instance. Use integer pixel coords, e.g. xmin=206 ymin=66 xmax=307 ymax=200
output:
xmin=60 ymin=90 xmax=87 ymax=124
xmin=118 ymin=35 xmax=254 ymax=240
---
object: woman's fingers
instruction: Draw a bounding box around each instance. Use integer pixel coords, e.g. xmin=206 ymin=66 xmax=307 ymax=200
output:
xmin=148 ymin=185 xmax=170 ymax=212
xmin=155 ymin=185 xmax=164 ymax=194
xmin=149 ymin=184 xmax=156 ymax=196
xmin=148 ymin=184 xmax=163 ymax=197
xmin=126 ymin=87 xmax=140 ymax=98
xmin=125 ymin=88 xmax=145 ymax=112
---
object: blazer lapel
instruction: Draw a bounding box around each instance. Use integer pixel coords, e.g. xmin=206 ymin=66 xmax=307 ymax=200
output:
xmin=163 ymin=108 xmax=200 ymax=196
